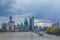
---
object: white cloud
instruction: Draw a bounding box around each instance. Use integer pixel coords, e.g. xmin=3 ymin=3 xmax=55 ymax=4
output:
xmin=37 ymin=23 xmax=52 ymax=27
xmin=34 ymin=19 xmax=53 ymax=27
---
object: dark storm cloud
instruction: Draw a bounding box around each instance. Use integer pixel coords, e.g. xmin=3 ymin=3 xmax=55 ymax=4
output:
xmin=0 ymin=0 xmax=60 ymax=22
xmin=24 ymin=0 xmax=60 ymax=22
xmin=0 ymin=0 xmax=15 ymax=17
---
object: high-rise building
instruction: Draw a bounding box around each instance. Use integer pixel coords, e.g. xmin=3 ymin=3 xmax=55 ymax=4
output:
xmin=2 ymin=23 xmax=8 ymax=31
xmin=34 ymin=25 xmax=39 ymax=31
xmin=10 ymin=16 xmax=12 ymax=22
xmin=17 ymin=24 xmax=20 ymax=31
xmin=24 ymin=18 xmax=28 ymax=31
xmin=39 ymin=26 xmax=42 ymax=31
xmin=52 ymin=22 xmax=59 ymax=28
xmin=42 ymin=26 xmax=48 ymax=31
xmin=29 ymin=16 xmax=34 ymax=31
xmin=20 ymin=23 xmax=24 ymax=31
xmin=8 ymin=16 xmax=15 ymax=31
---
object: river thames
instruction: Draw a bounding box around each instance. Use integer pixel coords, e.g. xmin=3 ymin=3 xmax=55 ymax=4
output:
xmin=0 ymin=32 xmax=60 ymax=40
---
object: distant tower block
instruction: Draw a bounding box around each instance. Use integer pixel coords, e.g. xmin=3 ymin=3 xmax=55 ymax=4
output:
xmin=9 ymin=16 xmax=12 ymax=22
xmin=24 ymin=18 xmax=28 ymax=31
xmin=29 ymin=16 xmax=34 ymax=31
xmin=8 ymin=16 xmax=15 ymax=32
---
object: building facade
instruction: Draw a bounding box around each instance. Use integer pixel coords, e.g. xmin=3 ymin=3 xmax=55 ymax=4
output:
xmin=24 ymin=18 xmax=29 ymax=31
xmin=52 ymin=22 xmax=59 ymax=28
xmin=2 ymin=23 xmax=8 ymax=31
xmin=8 ymin=16 xmax=15 ymax=32
xmin=29 ymin=16 xmax=34 ymax=31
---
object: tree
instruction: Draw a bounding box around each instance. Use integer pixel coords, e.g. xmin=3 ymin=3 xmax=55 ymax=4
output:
xmin=46 ymin=28 xmax=59 ymax=34
xmin=0 ymin=29 xmax=4 ymax=32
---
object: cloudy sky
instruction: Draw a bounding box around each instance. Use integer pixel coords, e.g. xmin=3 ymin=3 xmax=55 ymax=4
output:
xmin=0 ymin=0 xmax=60 ymax=28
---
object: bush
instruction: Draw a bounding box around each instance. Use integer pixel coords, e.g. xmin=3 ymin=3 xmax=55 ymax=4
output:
xmin=46 ymin=28 xmax=59 ymax=34
xmin=0 ymin=29 xmax=4 ymax=32
xmin=59 ymin=28 xmax=60 ymax=33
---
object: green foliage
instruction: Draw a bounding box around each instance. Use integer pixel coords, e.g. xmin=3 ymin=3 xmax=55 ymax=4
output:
xmin=0 ymin=29 xmax=4 ymax=32
xmin=46 ymin=28 xmax=60 ymax=34
xmin=58 ymin=28 xmax=60 ymax=35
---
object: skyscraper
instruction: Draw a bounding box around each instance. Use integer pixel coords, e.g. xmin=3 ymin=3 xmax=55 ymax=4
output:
xmin=20 ymin=23 xmax=24 ymax=31
xmin=24 ymin=18 xmax=28 ymax=31
xmin=2 ymin=23 xmax=8 ymax=31
xmin=29 ymin=16 xmax=34 ymax=31
xmin=52 ymin=22 xmax=59 ymax=28
xmin=8 ymin=16 xmax=15 ymax=31
xmin=10 ymin=16 xmax=12 ymax=22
